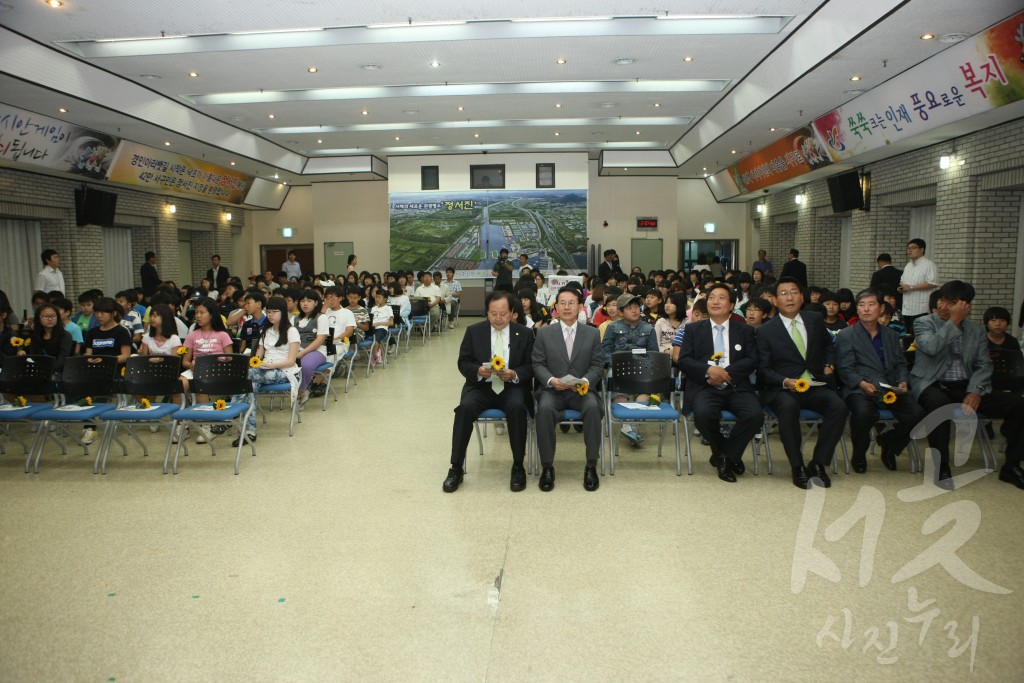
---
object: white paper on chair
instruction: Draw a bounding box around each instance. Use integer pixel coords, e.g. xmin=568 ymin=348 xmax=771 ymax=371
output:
xmin=56 ymin=405 xmax=92 ymax=411
xmin=618 ymin=402 xmax=660 ymax=410
xmin=192 ymin=405 xmax=218 ymax=411
xmin=124 ymin=405 xmax=160 ymax=411
xmin=0 ymin=404 xmax=25 ymax=411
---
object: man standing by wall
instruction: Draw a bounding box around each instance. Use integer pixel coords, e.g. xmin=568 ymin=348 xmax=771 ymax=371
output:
xmin=140 ymin=251 xmax=160 ymax=298
xmin=35 ymin=249 xmax=65 ymax=295
xmin=207 ymin=254 xmax=229 ymax=292
xmin=282 ymin=251 xmax=302 ymax=280
xmin=597 ymin=249 xmax=624 ymax=282
xmin=779 ymin=248 xmax=807 ymax=288
xmin=491 ymin=248 xmax=514 ymax=292
xmin=751 ymin=249 xmax=773 ymax=278
xmin=898 ymin=239 xmax=938 ymax=333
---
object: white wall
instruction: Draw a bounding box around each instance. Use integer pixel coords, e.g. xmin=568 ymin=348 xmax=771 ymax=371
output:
xmin=245 ymin=185 xmax=314 ymax=269
xmin=388 ymin=152 xmax=589 ymax=192
xmin=312 ymin=181 xmax=389 ymax=273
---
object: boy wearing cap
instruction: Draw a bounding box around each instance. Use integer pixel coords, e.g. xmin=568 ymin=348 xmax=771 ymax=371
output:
xmin=601 ymin=293 xmax=659 ymax=446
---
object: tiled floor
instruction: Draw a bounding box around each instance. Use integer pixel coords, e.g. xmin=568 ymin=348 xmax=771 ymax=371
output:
xmin=1 ymin=321 xmax=1022 ymax=681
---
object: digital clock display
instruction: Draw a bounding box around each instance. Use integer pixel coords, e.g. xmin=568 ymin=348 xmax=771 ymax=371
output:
xmin=636 ymin=217 xmax=658 ymax=229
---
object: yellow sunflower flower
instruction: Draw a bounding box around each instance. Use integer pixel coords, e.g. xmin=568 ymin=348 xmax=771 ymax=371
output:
xmin=10 ymin=337 xmax=24 ymax=348
xmin=710 ymin=352 xmax=724 ymax=365
xmin=139 ymin=398 xmax=151 ymax=409
xmin=882 ymin=391 xmax=897 ymax=405
xmin=491 ymin=355 xmax=506 ymax=372
xmin=16 ymin=396 xmax=27 ymax=407
xmin=214 ymin=399 xmax=227 ymax=410
xmin=575 ymin=382 xmax=589 ymax=396
xmin=793 ymin=378 xmax=810 ymax=393
xmin=249 ymin=356 xmax=262 ymax=368
xmin=176 ymin=346 xmax=188 ymax=356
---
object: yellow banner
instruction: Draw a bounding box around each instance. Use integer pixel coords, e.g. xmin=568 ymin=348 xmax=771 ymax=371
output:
xmin=107 ymin=142 xmax=253 ymax=204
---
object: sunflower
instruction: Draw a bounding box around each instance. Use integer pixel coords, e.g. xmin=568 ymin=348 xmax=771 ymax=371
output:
xmin=491 ymin=355 xmax=506 ymax=372
xmin=575 ymin=382 xmax=589 ymax=396
xmin=710 ymin=352 xmax=724 ymax=365
xmin=214 ymin=399 xmax=227 ymax=410
xmin=9 ymin=337 xmax=24 ymax=348
xmin=15 ymin=396 xmax=27 ymax=407
xmin=22 ymin=338 xmax=30 ymax=347
xmin=647 ymin=393 xmax=661 ymax=406
xmin=120 ymin=367 xmax=126 ymax=377
xmin=793 ymin=378 xmax=810 ymax=393
xmin=882 ymin=391 xmax=897 ymax=405
xmin=77 ymin=396 xmax=93 ymax=407
xmin=176 ymin=346 xmax=188 ymax=356
xmin=139 ymin=398 xmax=151 ymax=409
xmin=249 ymin=356 xmax=262 ymax=368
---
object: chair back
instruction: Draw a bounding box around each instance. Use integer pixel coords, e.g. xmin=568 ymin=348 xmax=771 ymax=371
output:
xmin=61 ymin=355 xmax=118 ymax=397
xmin=124 ymin=355 xmax=183 ymax=396
xmin=0 ymin=355 xmax=56 ymax=395
xmin=409 ymin=298 xmax=428 ymax=317
xmin=610 ymin=351 xmax=674 ymax=395
xmin=192 ymin=353 xmax=252 ymax=395
xmin=390 ymin=304 xmax=404 ymax=327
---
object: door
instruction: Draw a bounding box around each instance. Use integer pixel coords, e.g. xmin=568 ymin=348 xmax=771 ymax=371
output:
xmin=178 ymin=232 xmax=193 ymax=287
xmin=679 ymin=239 xmax=738 ymax=273
xmin=839 ymin=215 xmax=852 ymax=290
xmin=630 ymin=238 xmax=663 ymax=275
xmin=324 ymin=241 xmax=355 ymax=276
xmin=262 ymin=244 xmax=314 ymax=278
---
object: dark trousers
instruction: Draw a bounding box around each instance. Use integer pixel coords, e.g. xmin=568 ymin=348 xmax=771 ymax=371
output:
xmin=535 ymin=389 xmax=603 ymax=466
xmin=916 ymin=381 xmax=1024 ymax=468
xmin=692 ymin=388 xmax=763 ymax=464
xmin=450 ymin=384 xmax=529 ymax=468
xmin=903 ymin=314 xmax=926 ymax=336
xmin=846 ymin=391 xmax=926 ymax=459
xmin=768 ymin=386 xmax=848 ymax=469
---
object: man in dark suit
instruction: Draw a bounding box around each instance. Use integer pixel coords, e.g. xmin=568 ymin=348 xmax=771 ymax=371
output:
xmin=836 ymin=288 xmax=925 ymax=473
xmin=869 ymin=253 xmax=903 ymax=308
xmin=597 ymin=249 xmax=624 ymax=282
xmin=679 ymin=283 xmax=762 ymax=482
xmin=756 ymin=276 xmax=847 ymax=488
xmin=206 ymin=254 xmax=230 ymax=292
xmin=779 ymin=248 xmax=808 ymax=288
xmin=140 ymin=251 xmax=161 ymax=298
xmin=444 ymin=291 xmax=535 ymax=493
xmin=532 ymin=286 xmax=606 ymax=491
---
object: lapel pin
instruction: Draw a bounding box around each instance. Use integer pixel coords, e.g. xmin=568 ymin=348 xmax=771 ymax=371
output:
xmin=734 ymin=344 xmax=742 ymax=351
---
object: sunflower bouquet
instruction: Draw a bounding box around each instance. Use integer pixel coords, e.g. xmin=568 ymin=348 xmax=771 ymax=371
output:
xmin=15 ymin=396 xmax=27 ymax=407
xmin=880 ymin=391 xmax=897 ymax=405
xmin=135 ymin=397 xmax=152 ymax=410
xmin=9 ymin=336 xmax=28 ymax=348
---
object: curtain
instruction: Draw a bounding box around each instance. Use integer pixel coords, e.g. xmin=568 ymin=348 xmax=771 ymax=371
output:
xmin=0 ymin=219 xmax=42 ymax=319
xmin=102 ymin=226 xmax=134 ymax=295
xmin=909 ymin=205 xmax=936 ymax=250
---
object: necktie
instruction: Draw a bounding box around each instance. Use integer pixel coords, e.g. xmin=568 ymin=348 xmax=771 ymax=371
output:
xmin=713 ymin=324 xmax=725 ymax=356
xmin=565 ymin=326 xmax=575 ymax=359
xmin=790 ymin=319 xmax=813 ymax=381
xmin=493 ymin=328 xmax=504 ymax=394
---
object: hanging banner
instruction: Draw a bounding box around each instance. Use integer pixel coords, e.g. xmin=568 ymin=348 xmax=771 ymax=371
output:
xmin=106 ymin=142 xmax=253 ymax=204
xmin=812 ymin=10 xmax=1024 ymax=162
xmin=0 ymin=104 xmax=119 ymax=179
xmin=726 ymin=125 xmax=832 ymax=193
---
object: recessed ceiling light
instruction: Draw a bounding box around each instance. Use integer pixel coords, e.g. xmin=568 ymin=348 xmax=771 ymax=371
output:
xmin=164 ymin=141 xmax=171 ymax=146
xmin=770 ymin=127 xmax=777 ymax=132
xmin=938 ymin=33 xmax=969 ymax=43
xmin=554 ymin=132 xmax=560 ymax=136
xmin=457 ymin=105 xmax=464 ymax=111
xmin=403 ymin=109 xmax=419 ymax=115
xmin=317 ymin=139 xmax=322 ymax=144
xmin=703 ymin=172 xmax=708 ymax=177
xmin=850 ymin=75 xmax=861 ymax=81
xmin=920 ymin=33 xmax=934 ymax=40
xmin=58 ymin=107 xmax=68 ymax=113
xmin=273 ymin=173 xmax=279 ymax=179
xmin=307 ymin=66 xmax=318 ymax=73
xmin=683 ymin=56 xmax=694 ymax=62
xmin=268 ymin=113 xmax=275 ymax=118
xmin=360 ymin=64 xmax=382 ymax=71
xmin=230 ymin=161 xmax=236 ymax=166
xmin=361 ymin=109 xmax=368 ymax=115
xmin=555 ymin=103 xmax=562 ymax=108
xmin=702 ymin=167 xmax=707 ymax=171
xmin=614 ymin=58 xmax=634 ymax=65
xmin=430 ymin=60 xmax=441 ymax=67
xmin=599 ymin=102 xmax=617 ymax=108
xmin=636 ymin=131 xmax=641 ymax=135
xmin=47 ymin=0 xmax=61 ymax=7
xmin=474 ymin=133 xmax=479 ymax=138
xmin=395 ymin=136 xmax=400 ymax=141
xmin=556 ymin=58 xmax=567 ymax=65
xmin=731 ymin=150 xmax=737 ymax=154
xmin=138 ymin=74 xmax=160 ymax=80
xmin=654 ymin=103 xmax=661 ymax=108
xmin=188 ymin=71 xmax=198 ymax=78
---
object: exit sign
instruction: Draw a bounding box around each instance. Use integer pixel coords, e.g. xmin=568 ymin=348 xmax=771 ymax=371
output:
xmin=636 ymin=216 xmax=658 ymax=231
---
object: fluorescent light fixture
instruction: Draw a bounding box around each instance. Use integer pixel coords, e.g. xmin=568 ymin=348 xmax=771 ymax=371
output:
xmin=510 ymin=16 xmax=613 ymax=22
xmin=260 ymin=116 xmax=692 ymax=135
xmin=367 ymin=20 xmax=467 ymax=28
xmin=230 ymin=27 xmax=323 ymax=36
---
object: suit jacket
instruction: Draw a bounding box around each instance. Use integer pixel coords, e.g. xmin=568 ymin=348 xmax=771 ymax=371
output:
xmin=780 ymin=258 xmax=808 ymax=288
xmin=532 ymin=321 xmax=605 ymax=393
xmin=597 ymin=260 xmax=623 ymax=282
xmin=835 ymin=322 xmax=909 ymax=398
xmin=869 ymin=265 xmax=903 ymax=300
xmin=207 ymin=265 xmax=230 ymax=291
xmin=756 ymin=310 xmax=837 ymax=403
xmin=679 ymin=318 xmax=758 ymax=397
xmin=457 ymin=321 xmax=534 ymax=395
xmin=140 ymin=262 xmax=160 ymax=296
xmin=909 ymin=314 xmax=992 ymax=399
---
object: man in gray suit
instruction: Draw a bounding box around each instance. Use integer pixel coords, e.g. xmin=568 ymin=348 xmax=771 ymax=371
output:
xmin=836 ymin=288 xmax=926 ymax=473
xmin=532 ymin=286 xmax=606 ymax=491
xmin=911 ymin=280 xmax=1024 ymax=489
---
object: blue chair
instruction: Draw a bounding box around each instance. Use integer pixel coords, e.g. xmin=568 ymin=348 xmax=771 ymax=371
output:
xmin=871 ymin=408 xmax=923 ymax=473
xmin=408 ymin=298 xmax=430 ymax=347
xmin=256 ymin=380 xmax=300 ymax=437
xmin=313 ymin=361 xmax=337 ymax=410
xmin=761 ymin=406 xmax=850 ymax=475
xmin=682 ymin=409 xmax=765 ymax=477
xmin=472 ymin=407 xmax=536 ymax=474
xmin=28 ymin=355 xmax=119 ymax=473
xmin=0 ymin=355 xmax=57 ymax=458
xmin=167 ymin=353 xmax=255 ymax=475
xmin=605 ymin=351 xmax=681 ymax=476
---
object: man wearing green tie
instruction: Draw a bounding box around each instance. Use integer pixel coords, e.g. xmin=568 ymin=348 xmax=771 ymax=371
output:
xmin=755 ymin=276 xmax=848 ymax=489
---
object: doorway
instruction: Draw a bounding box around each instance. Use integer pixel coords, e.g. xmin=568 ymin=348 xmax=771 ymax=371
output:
xmin=262 ymin=244 xmax=314 ymax=279
xmin=679 ymin=239 xmax=739 ymax=273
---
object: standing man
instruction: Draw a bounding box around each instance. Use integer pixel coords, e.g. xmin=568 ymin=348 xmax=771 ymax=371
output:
xmin=140 ymin=251 xmax=160 ymax=298
xmin=281 ymin=251 xmax=302 ymax=280
xmin=532 ymin=286 xmax=606 ymax=491
xmin=836 ymin=288 xmax=925 ymax=473
xmin=679 ymin=283 xmax=762 ymax=483
xmin=779 ymin=248 xmax=807 ymax=288
xmin=36 ymin=249 xmax=65 ymax=295
xmin=207 ymin=254 xmax=230 ymax=292
xmin=517 ymin=253 xmax=530 ymax=275
xmin=756 ymin=276 xmax=847 ymax=489
xmin=444 ymin=267 xmax=462 ymax=328
xmin=443 ymin=291 xmax=534 ymax=493
xmin=898 ymin=239 xmax=939 ymax=332
xmin=910 ymin=280 xmax=1024 ymax=489
xmin=751 ymin=249 xmax=773 ymax=278
xmin=869 ymin=253 xmax=902 ymax=306
xmin=491 ymin=248 xmax=515 ymax=292
xmin=597 ymin=249 xmax=624 ymax=282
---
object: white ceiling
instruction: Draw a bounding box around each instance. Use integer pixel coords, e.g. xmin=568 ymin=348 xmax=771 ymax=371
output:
xmin=0 ymin=0 xmax=1021 ymax=195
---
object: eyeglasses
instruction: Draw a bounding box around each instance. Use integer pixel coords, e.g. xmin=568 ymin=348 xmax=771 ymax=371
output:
xmin=39 ymin=314 xmax=58 ymax=319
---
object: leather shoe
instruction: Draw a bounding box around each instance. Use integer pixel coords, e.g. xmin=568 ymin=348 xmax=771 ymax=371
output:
xmin=539 ymin=466 xmax=555 ymax=492
xmin=808 ymin=461 xmax=832 ymax=488
xmin=442 ymin=467 xmax=464 ymax=493
xmin=851 ymin=454 xmax=867 ymax=474
xmin=716 ymin=456 xmax=736 ymax=483
xmin=937 ymin=461 xmax=954 ymax=489
xmin=583 ymin=463 xmax=599 ymax=491
xmin=510 ymin=464 xmax=527 ymax=492
xmin=732 ymin=459 xmax=745 ymax=476
xmin=879 ymin=440 xmax=897 ymax=471
xmin=791 ymin=465 xmax=810 ymax=489
xmin=998 ymin=464 xmax=1024 ymax=490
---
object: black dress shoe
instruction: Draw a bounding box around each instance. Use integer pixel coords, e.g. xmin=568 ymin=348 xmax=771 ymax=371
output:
xmin=708 ymin=453 xmax=720 ymax=469
xmin=539 ymin=466 xmax=555 ymax=491
xmin=792 ymin=465 xmax=810 ymax=489
xmin=716 ymin=457 xmax=736 ymax=483
xmin=510 ymin=464 xmax=527 ymax=492
xmin=998 ymin=464 xmax=1024 ymax=490
xmin=879 ymin=441 xmax=897 ymax=471
xmin=231 ymin=434 xmax=256 ymax=447
xmin=443 ymin=467 xmax=464 ymax=493
xmin=583 ymin=463 xmax=599 ymax=491
xmin=937 ymin=461 xmax=954 ymax=489
xmin=559 ymin=424 xmax=570 ymax=433
xmin=808 ymin=462 xmax=832 ymax=488
xmin=732 ymin=459 xmax=745 ymax=476
xmin=851 ymin=455 xmax=867 ymax=474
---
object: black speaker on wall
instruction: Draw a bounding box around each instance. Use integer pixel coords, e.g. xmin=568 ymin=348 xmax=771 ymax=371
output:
xmin=826 ymin=171 xmax=864 ymax=213
xmin=74 ymin=186 xmax=119 ymax=226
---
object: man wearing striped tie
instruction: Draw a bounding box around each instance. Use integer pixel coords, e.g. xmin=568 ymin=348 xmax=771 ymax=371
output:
xmin=756 ymin=277 xmax=847 ymax=489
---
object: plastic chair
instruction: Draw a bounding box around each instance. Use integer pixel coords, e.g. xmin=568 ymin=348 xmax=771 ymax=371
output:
xmin=761 ymin=406 xmax=850 ymax=474
xmin=28 ymin=355 xmax=119 ymax=473
xmin=167 ymin=353 xmax=255 ymax=475
xmin=0 ymin=355 xmax=57 ymax=457
xmin=95 ymin=355 xmax=184 ymax=474
xmin=313 ymin=361 xmax=337 ymax=410
xmin=871 ymin=408 xmax=923 ymax=473
xmin=256 ymin=379 xmax=301 ymax=437
xmin=408 ymin=298 xmax=430 ymax=347
xmin=472 ymin=408 xmax=536 ymax=475
xmin=605 ymin=351 xmax=682 ymax=476
xmin=682 ymin=408 xmax=765 ymax=477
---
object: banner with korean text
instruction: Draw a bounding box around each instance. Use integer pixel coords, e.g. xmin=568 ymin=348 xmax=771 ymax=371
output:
xmin=726 ymin=125 xmax=833 ymax=193
xmin=106 ymin=141 xmax=253 ymax=204
xmin=0 ymin=104 xmax=119 ymax=179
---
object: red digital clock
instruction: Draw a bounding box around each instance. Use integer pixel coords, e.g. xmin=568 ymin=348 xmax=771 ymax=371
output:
xmin=636 ymin=217 xmax=658 ymax=229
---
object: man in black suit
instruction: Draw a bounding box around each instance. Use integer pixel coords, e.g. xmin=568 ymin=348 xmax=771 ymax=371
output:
xmin=140 ymin=251 xmax=161 ymax=298
xmin=597 ymin=249 xmax=624 ymax=282
xmin=206 ymin=254 xmax=230 ymax=292
xmin=444 ymin=291 xmax=534 ymax=493
xmin=779 ymin=248 xmax=808 ymax=288
xmin=679 ymin=283 xmax=763 ymax=482
xmin=836 ymin=288 xmax=925 ymax=473
xmin=756 ymin=276 xmax=847 ymax=488
xmin=869 ymin=253 xmax=903 ymax=309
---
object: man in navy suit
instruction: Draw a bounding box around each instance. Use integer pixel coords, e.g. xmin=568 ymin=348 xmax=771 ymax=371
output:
xmin=836 ymin=288 xmax=925 ymax=473
xmin=444 ymin=291 xmax=534 ymax=493
xmin=679 ymin=283 xmax=762 ymax=482
xmin=780 ymin=248 xmax=808 ymax=288
xmin=756 ymin=276 xmax=847 ymax=489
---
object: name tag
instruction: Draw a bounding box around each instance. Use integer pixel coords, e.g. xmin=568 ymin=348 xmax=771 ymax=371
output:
xmin=631 ymin=348 xmax=647 ymax=355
